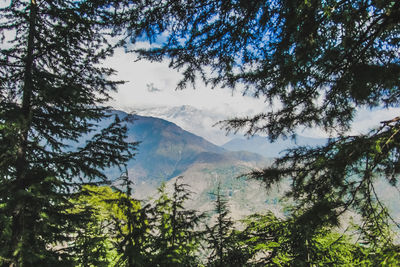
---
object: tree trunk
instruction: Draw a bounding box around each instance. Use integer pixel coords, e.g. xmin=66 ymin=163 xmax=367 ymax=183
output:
xmin=6 ymin=0 xmax=37 ymax=265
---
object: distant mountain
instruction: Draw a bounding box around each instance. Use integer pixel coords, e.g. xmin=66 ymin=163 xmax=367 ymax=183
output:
xmin=125 ymin=105 xmax=330 ymax=153
xmin=101 ymin=111 xmax=277 ymax=216
xmin=126 ymin=113 xmax=225 ymax=182
xmin=222 ymin=135 xmax=328 ymax=158
xmin=104 ymin=111 xmax=266 ymax=183
xmin=82 ymin=110 xmax=400 ymax=219
xmin=127 ymin=105 xmax=235 ymax=145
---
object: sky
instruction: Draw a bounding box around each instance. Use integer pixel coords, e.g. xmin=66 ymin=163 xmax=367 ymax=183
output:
xmin=106 ymin=45 xmax=266 ymax=118
xmin=105 ymin=44 xmax=400 ymax=140
xmin=1 ymin=0 xmax=397 ymax=141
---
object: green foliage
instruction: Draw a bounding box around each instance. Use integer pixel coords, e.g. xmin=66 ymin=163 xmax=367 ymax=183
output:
xmin=0 ymin=0 xmax=136 ymax=265
xmin=148 ymin=177 xmax=205 ymax=266
xmin=70 ymin=204 xmax=112 ymax=267
xmin=205 ymin=183 xmax=243 ymax=267
xmin=126 ymin=0 xmax=400 ymax=247
xmin=70 ymin=185 xmax=135 ymax=266
xmin=236 ymin=211 xmax=363 ymax=266
xmin=68 ymin=184 xmax=400 ymax=266
xmin=111 ymin=172 xmax=151 ymax=267
xmin=351 ymin=204 xmax=400 ymax=266
xmin=68 ymin=183 xmax=155 ymax=267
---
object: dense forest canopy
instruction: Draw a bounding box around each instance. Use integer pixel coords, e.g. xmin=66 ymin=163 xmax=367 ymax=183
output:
xmin=0 ymin=0 xmax=400 ymax=266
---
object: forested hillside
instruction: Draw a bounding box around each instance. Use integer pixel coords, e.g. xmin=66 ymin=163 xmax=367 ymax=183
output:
xmin=1 ymin=0 xmax=399 ymax=266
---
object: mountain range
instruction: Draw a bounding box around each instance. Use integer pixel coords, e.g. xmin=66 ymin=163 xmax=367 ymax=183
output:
xmin=223 ymin=135 xmax=327 ymax=158
xmin=105 ymin=110 xmax=282 ymax=217
xmin=127 ymin=105 xmax=233 ymax=145
xmin=126 ymin=105 xmax=328 ymax=153
xmin=104 ymin=109 xmax=400 ymax=220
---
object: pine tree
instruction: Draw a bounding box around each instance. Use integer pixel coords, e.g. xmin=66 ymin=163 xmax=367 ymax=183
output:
xmin=149 ymin=177 xmax=204 ymax=266
xmin=126 ymin=0 xmax=400 ymax=234
xmin=112 ymin=170 xmax=151 ymax=267
xmin=0 ymin=1 xmax=135 ymax=265
xmin=239 ymin=211 xmax=362 ymax=266
xmin=70 ymin=189 xmax=112 ymax=267
xmin=205 ymin=183 xmax=237 ymax=267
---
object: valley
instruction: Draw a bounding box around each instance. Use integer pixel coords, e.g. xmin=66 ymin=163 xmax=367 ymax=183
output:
xmin=106 ymin=109 xmax=303 ymax=218
xmin=108 ymin=107 xmax=400 ymax=222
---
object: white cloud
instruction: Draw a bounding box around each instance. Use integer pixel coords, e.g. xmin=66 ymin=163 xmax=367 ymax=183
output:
xmin=0 ymin=0 xmax=10 ymax=8
xmin=105 ymin=46 xmax=400 ymax=140
xmin=106 ymin=47 xmax=266 ymax=118
xmin=297 ymin=107 xmax=400 ymax=139
xmin=351 ymin=107 xmax=400 ymax=135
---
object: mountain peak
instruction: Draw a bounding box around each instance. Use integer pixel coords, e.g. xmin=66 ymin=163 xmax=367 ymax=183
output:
xmin=104 ymin=110 xmax=266 ymax=185
xmin=123 ymin=105 xmax=233 ymax=145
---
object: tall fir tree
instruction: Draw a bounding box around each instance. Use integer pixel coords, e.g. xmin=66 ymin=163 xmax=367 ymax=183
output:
xmin=70 ymin=186 xmax=114 ymax=267
xmin=126 ymin=0 xmax=400 ymax=235
xmin=149 ymin=177 xmax=204 ymax=266
xmin=205 ymin=183 xmax=238 ymax=267
xmin=237 ymin=211 xmax=365 ymax=266
xmin=112 ymin=170 xmax=151 ymax=267
xmin=0 ymin=0 xmax=136 ymax=265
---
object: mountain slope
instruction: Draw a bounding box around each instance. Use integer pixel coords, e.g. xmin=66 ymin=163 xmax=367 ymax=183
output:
xmin=130 ymin=105 xmax=234 ymax=145
xmin=102 ymin=110 xmax=400 ymax=221
xmin=115 ymin=112 xmax=279 ymax=217
xmin=126 ymin=114 xmax=225 ymax=182
xmin=222 ymin=135 xmax=328 ymax=158
xmin=164 ymin=159 xmax=285 ymax=219
xmin=104 ymin=111 xmax=267 ymax=189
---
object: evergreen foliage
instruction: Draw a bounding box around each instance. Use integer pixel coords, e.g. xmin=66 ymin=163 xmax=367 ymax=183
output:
xmin=71 ymin=185 xmax=124 ymax=267
xmin=1 ymin=0 xmax=400 ymax=265
xmin=148 ymin=177 xmax=204 ymax=266
xmin=69 ymin=183 xmax=400 ymax=266
xmin=70 ymin=182 xmax=148 ymax=267
xmin=111 ymin=171 xmax=151 ymax=267
xmin=205 ymin=183 xmax=242 ymax=267
xmin=235 ymin=210 xmax=390 ymax=266
xmin=0 ymin=0 xmax=136 ymax=265
xmin=126 ymin=0 xmax=400 ymax=237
